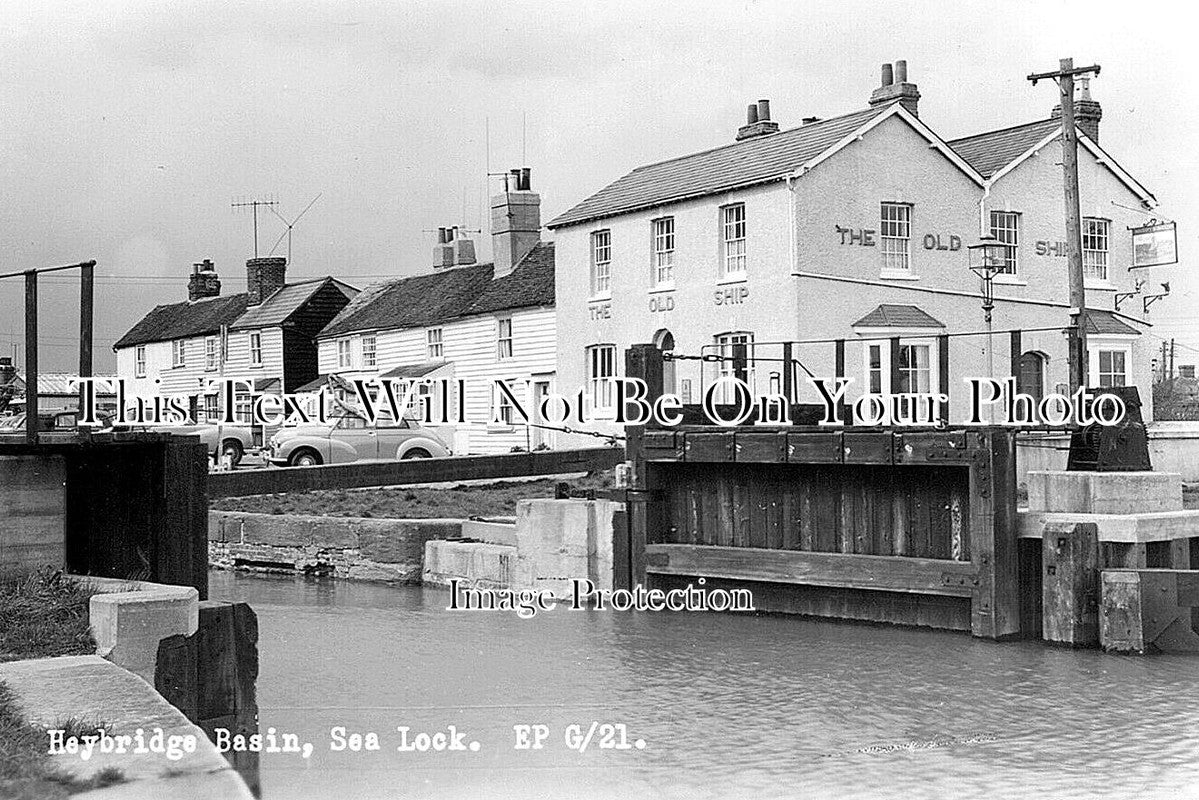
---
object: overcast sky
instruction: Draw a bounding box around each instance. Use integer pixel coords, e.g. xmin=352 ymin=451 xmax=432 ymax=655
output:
xmin=2 ymin=0 xmax=1195 ymax=372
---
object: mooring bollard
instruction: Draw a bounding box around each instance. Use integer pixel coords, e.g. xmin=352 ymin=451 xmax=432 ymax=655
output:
xmin=1042 ymin=521 xmax=1100 ymax=647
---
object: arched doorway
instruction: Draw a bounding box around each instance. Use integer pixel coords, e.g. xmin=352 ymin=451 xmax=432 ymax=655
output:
xmin=653 ymin=329 xmax=676 ymax=396
xmin=1018 ymin=351 xmax=1047 ymax=402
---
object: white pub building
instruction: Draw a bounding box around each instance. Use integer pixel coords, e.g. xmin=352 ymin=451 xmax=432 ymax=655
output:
xmin=547 ymin=61 xmax=1173 ymax=439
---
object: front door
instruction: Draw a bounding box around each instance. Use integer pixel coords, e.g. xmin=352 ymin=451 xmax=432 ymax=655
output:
xmin=530 ymin=381 xmax=551 ymax=450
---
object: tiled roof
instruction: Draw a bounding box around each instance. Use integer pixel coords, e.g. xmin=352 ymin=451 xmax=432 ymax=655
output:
xmin=7 ymin=373 xmax=117 ymax=395
xmin=320 ymin=243 xmax=556 ymax=338
xmin=547 ymin=105 xmax=891 ymax=228
xmin=381 ymin=362 xmax=448 ymax=379
xmin=852 ymin=304 xmax=945 ymax=328
xmin=465 ymin=243 xmax=555 ymax=314
xmin=114 ymin=294 xmax=249 ymax=349
xmin=947 ymin=118 xmax=1061 ymax=178
xmin=1085 ymin=310 xmax=1141 ymax=336
xmin=233 ymin=278 xmax=357 ymax=330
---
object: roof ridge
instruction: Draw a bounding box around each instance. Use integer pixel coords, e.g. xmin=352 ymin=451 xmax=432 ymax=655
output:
xmin=628 ymin=104 xmax=885 ymax=174
xmin=948 ymin=117 xmax=1058 ymax=144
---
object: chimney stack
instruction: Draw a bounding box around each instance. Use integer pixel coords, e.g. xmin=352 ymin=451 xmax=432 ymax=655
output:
xmin=490 ymin=166 xmax=540 ymax=277
xmin=434 ymin=227 xmax=455 ymax=268
xmin=246 ymin=256 xmax=287 ymax=306
xmin=868 ymin=60 xmax=921 ymax=117
xmin=188 ymin=259 xmax=221 ymax=301
xmin=736 ymin=98 xmax=780 ymax=141
xmin=1051 ymin=76 xmax=1103 ymax=144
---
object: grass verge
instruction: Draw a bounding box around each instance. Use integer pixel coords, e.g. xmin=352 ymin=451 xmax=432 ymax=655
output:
xmin=0 ymin=569 xmax=97 ymax=664
xmin=211 ymin=471 xmax=615 ymax=519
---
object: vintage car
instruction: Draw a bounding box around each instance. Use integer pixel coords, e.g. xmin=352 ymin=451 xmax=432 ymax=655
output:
xmin=267 ymin=413 xmax=450 ymax=466
xmin=0 ymin=410 xmax=114 ymax=432
xmin=144 ymin=421 xmax=255 ymax=465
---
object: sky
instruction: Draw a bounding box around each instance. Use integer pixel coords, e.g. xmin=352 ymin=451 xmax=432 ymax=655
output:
xmin=2 ymin=0 xmax=1196 ymax=372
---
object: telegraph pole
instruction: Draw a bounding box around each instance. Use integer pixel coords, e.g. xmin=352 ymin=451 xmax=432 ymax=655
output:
xmin=1028 ymin=58 xmax=1101 ymax=395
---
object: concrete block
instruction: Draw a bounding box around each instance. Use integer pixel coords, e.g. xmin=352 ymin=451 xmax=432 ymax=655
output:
xmin=1019 ymin=509 xmax=1199 ymax=543
xmin=1101 ymin=569 xmax=1199 ymax=654
xmin=85 ymin=578 xmax=200 ymax=685
xmin=357 ymin=519 xmax=460 ymax=563
xmin=512 ymin=499 xmax=619 ymax=598
xmin=1027 ymin=470 xmax=1182 ymax=514
xmin=236 ymin=513 xmax=322 ymax=548
xmin=462 ymin=519 xmax=518 ymax=547
xmin=423 ymin=540 xmax=515 ymax=588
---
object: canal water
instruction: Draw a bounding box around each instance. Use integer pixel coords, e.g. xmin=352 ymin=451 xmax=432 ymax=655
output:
xmin=210 ymin=571 xmax=1199 ymax=800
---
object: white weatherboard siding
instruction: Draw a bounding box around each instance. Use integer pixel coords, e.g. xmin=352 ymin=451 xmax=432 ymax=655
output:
xmin=317 ymin=306 xmax=556 ymax=454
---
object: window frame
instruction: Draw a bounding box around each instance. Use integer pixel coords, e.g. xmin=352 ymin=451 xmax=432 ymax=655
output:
xmin=720 ymin=203 xmax=747 ymax=279
xmin=858 ymin=336 xmax=941 ymax=399
xmin=496 ymin=317 xmax=514 ymax=361
xmin=1088 ymin=337 xmax=1133 ymax=389
xmin=880 ymin=202 xmax=913 ymax=274
xmin=590 ymin=229 xmax=612 ymax=297
xmin=336 ymin=338 xmax=352 ymax=369
xmin=713 ymin=330 xmax=754 ymax=402
xmin=361 ymin=334 xmax=377 ymax=369
xmin=586 ymin=344 xmax=617 ymax=413
xmin=989 ymin=210 xmax=1020 ymax=276
xmin=134 ymin=345 xmax=147 ymax=378
xmin=651 ymin=216 xmax=675 ymax=287
xmin=204 ymin=336 xmax=219 ymax=372
xmin=171 ymin=339 xmax=186 ymax=369
xmin=248 ymin=332 xmax=262 ymax=367
xmin=426 ymin=328 xmax=444 ymax=360
xmin=1082 ymin=217 xmax=1111 ymax=282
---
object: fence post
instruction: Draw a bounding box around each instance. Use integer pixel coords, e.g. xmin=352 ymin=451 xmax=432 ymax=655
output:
xmin=24 ymin=271 xmax=37 ymax=443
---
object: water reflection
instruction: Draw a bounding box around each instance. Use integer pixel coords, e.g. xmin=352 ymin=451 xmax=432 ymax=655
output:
xmin=210 ymin=571 xmax=1199 ymax=800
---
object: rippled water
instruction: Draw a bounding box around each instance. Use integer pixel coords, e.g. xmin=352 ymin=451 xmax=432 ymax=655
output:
xmin=210 ymin=571 xmax=1199 ymax=800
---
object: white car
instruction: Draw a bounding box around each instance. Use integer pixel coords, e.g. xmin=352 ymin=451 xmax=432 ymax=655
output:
xmin=267 ymin=413 xmax=450 ymax=467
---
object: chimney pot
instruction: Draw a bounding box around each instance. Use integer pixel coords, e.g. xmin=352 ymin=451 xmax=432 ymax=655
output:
xmin=746 ymin=104 xmax=758 ymax=124
xmin=520 ymin=167 xmax=531 ymax=191
xmin=881 ymin=63 xmax=894 ymax=87
xmin=757 ymin=99 xmax=771 ymax=121
xmin=894 ymin=59 xmax=907 ymax=83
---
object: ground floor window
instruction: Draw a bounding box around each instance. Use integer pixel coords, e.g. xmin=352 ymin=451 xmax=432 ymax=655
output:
xmin=586 ymin=344 xmax=616 ymax=412
xmin=714 ymin=331 xmax=754 ymax=402
xmin=897 ymin=343 xmax=931 ymax=393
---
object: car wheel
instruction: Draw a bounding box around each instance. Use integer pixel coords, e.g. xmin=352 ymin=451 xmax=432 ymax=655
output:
xmin=220 ymin=439 xmax=244 ymax=467
xmin=402 ymin=448 xmax=432 ymax=460
xmin=289 ymin=449 xmax=322 ymax=467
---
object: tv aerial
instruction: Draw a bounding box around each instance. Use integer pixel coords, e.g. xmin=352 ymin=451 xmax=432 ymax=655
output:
xmin=267 ymin=194 xmax=322 ymax=263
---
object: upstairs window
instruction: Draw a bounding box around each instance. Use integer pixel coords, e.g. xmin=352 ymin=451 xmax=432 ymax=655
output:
xmin=172 ymin=340 xmax=186 ymax=368
xmin=135 ymin=346 xmax=146 ymax=378
xmin=427 ymin=328 xmax=443 ymax=360
xmin=497 ymin=318 xmax=513 ymax=360
xmin=361 ymin=334 xmax=377 ymax=369
xmin=249 ymin=332 xmax=262 ymax=366
xmin=337 ymin=338 xmax=352 ymax=369
xmin=652 ymin=217 xmax=675 ymax=286
xmin=1083 ymin=217 xmax=1110 ymax=280
xmin=205 ymin=336 xmax=219 ymax=371
xmin=989 ymin=211 xmax=1020 ymax=274
xmin=881 ymin=202 xmax=912 ymax=272
xmin=591 ymin=230 xmax=611 ymax=296
xmin=721 ymin=204 xmax=746 ymax=277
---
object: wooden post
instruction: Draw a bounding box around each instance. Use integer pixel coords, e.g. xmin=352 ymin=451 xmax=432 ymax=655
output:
xmin=1041 ymin=521 xmax=1100 ymax=646
xmin=24 ymin=270 xmax=37 ymax=443
xmin=782 ymin=342 xmax=794 ymax=402
xmin=1059 ymin=60 xmax=1089 ymax=393
xmin=969 ymin=429 xmax=1021 ymax=639
xmin=834 ymin=339 xmax=848 ymax=422
xmin=624 ymin=343 xmax=664 ymax=410
xmin=937 ymin=333 xmax=950 ymax=424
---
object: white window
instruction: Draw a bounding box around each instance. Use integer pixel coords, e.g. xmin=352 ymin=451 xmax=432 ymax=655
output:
xmin=881 ymin=203 xmax=912 ymax=272
xmin=714 ymin=331 xmax=754 ymax=401
xmin=337 ymin=338 xmax=352 ymax=369
xmin=1083 ymin=217 xmax=1110 ymax=281
xmin=897 ymin=344 xmax=931 ymax=393
xmin=205 ymin=336 xmax=219 ymax=371
xmin=493 ymin=381 xmax=515 ymax=426
xmin=361 ymin=334 xmax=376 ymax=369
xmin=427 ymin=328 xmax=443 ymax=359
xmin=249 ymin=332 xmax=262 ymax=367
xmin=135 ymin=346 xmax=146 ymax=378
xmin=721 ymin=204 xmax=746 ymax=277
xmin=1095 ymin=349 xmax=1127 ymax=387
xmin=586 ymin=344 xmax=616 ymax=411
xmin=652 ymin=217 xmax=675 ymax=286
xmin=989 ymin=211 xmax=1020 ymax=274
xmin=172 ymin=340 xmax=185 ymax=368
xmin=204 ymin=394 xmax=219 ymax=422
xmin=591 ymin=230 xmax=611 ymax=296
xmin=497 ymin=318 xmax=513 ymax=360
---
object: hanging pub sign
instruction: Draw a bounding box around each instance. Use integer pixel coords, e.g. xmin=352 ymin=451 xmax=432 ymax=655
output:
xmin=1131 ymin=221 xmax=1178 ymax=268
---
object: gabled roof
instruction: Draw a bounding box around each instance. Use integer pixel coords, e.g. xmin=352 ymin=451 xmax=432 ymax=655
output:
xmin=852 ymin=304 xmax=945 ymax=329
xmin=114 ymin=293 xmax=249 ymax=349
xmin=947 ymin=118 xmax=1062 ymax=179
xmin=547 ymin=105 xmax=891 ymax=229
xmin=320 ymin=243 xmax=556 ymax=339
xmin=1085 ymin=310 xmax=1141 ymax=336
xmin=465 ymin=243 xmax=555 ymax=314
xmin=233 ymin=278 xmax=358 ymax=330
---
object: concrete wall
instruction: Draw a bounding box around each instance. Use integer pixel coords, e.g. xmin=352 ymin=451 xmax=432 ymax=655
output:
xmin=209 ymin=510 xmax=461 ymax=582
xmin=0 ymin=454 xmax=65 ymax=582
